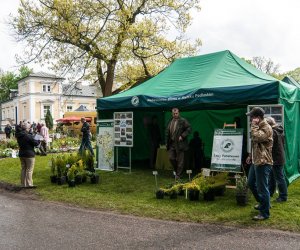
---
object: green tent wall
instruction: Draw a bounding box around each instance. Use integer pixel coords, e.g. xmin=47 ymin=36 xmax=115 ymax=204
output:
xmin=97 ymin=50 xmax=300 ymax=183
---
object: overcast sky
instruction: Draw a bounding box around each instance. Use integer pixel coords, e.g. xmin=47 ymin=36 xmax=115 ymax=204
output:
xmin=0 ymin=0 xmax=299 ymax=73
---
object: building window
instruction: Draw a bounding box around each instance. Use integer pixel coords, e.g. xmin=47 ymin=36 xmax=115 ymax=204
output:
xmin=42 ymin=84 xmax=51 ymax=93
xmin=43 ymin=105 xmax=51 ymax=118
xmin=23 ymin=106 xmax=26 ymax=120
xmin=2 ymin=111 xmax=5 ymax=119
xmin=67 ymin=105 xmax=73 ymax=112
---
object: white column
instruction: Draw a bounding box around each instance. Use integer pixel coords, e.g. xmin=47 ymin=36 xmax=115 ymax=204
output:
xmin=29 ymin=96 xmax=35 ymax=122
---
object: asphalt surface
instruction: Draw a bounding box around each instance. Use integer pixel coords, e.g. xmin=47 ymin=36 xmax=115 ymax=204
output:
xmin=1 ymin=190 xmax=300 ymax=250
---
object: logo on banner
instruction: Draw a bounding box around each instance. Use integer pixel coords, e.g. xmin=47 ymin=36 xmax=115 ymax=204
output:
xmin=131 ymin=96 xmax=139 ymax=106
xmin=220 ymin=139 xmax=234 ymax=152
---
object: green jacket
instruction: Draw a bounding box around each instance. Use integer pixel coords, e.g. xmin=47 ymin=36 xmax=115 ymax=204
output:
xmin=251 ymin=118 xmax=273 ymax=166
xmin=166 ymin=117 xmax=191 ymax=151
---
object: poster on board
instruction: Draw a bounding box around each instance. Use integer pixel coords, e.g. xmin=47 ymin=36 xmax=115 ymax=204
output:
xmin=97 ymin=120 xmax=114 ymax=171
xmin=211 ymin=128 xmax=243 ymax=172
xmin=113 ymin=112 xmax=133 ymax=147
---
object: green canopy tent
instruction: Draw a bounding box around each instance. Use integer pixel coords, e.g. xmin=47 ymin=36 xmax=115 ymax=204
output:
xmin=282 ymin=76 xmax=300 ymax=88
xmin=97 ymin=50 xmax=300 ymax=183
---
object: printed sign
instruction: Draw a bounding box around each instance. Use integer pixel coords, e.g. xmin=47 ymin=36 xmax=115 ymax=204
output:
xmin=97 ymin=120 xmax=114 ymax=171
xmin=211 ymin=129 xmax=243 ymax=172
xmin=113 ymin=112 xmax=133 ymax=147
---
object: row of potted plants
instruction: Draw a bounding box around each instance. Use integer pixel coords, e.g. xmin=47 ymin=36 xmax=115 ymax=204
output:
xmin=50 ymin=151 xmax=99 ymax=187
xmin=157 ymin=172 xmax=228 ymax=201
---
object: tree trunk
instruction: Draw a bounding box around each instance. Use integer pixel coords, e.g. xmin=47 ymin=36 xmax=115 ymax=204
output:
xmin=103 ymin=62 xmax=116 ymax=97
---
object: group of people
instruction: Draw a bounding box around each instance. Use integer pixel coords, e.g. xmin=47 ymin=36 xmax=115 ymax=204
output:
xmin=246 ymin=107 xmax=287 ymax=221
xmin=150 ymin=106 xmax=288 ymax=221
xmin=15 ymin=117 xmax=94 ymax=188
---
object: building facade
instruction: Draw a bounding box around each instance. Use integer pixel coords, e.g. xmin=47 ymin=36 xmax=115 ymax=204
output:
xmin=0 ymin=72 xmax=100 ymax=129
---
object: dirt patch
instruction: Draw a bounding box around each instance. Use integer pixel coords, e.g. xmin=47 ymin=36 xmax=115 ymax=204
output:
xmin=0 ymin=181 xmax=39 ymax=200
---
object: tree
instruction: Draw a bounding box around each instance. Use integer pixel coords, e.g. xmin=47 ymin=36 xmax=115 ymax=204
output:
xmin=0 ymin=66 xmax=32 ymax=101
xmin=11 ymin=0 xmax=201 ymax=97
xmin=284 ymin=68 xmax=300 ymax=82
xmin=250 ymin=56 xmax=280 ymax=76
xmin=45 ymin=109 xmax=53 ymax=130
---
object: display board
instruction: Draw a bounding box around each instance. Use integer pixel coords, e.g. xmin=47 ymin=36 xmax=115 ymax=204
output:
xmin=113 ymin=112 xmax=133 ymax=147
xmin=247 ymin=104 xmax=284 ymax=152
xmin=211 ymin=128 xmax=243 ymax=172
xmin=96 ymin=120 xmax=114 ymax=171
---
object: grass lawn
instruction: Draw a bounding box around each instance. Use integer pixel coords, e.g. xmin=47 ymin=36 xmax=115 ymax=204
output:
xmin=1 ymin=155 xmax=300 ymax=232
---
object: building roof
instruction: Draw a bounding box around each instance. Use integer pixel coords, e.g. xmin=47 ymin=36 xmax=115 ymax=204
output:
xmin=63 ymin=83 xmax=100 ymax=97
xmin=18 ymin=71 xmax=65 ymax=82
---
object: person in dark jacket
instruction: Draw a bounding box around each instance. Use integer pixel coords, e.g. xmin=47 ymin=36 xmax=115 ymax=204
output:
xmin=266 ymin=117 xmax=288 ymax=202
xmin=16 ymin=122 xmax=39 ymax=188
xmin=4 ymin=124 xmax=12 ymax=139
xmin=79 ymin=117 xmax=94 ymax=156
xmin=166 ymin=108 xmax=191 ymax=179
xmin=148 ymin=115 xmax=161 ymax=169
xmin=189 ymin=131 xmax=203 ymax=173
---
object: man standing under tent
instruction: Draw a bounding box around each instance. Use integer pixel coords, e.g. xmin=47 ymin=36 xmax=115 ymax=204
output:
xmin=246 ymin=107 xmax=273 ymax=221
xmin=166 ymin=108 xmax=191 ymax=180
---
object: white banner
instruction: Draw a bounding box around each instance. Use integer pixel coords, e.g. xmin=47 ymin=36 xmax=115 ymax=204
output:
xmin=211 ymin=129 xmax=243 ymax=172
xmin=97 ymin=120 xmax=114 ymax=171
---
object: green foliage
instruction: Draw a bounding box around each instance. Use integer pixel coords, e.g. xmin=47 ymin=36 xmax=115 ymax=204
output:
xmin=0 ymin=138 xmax=19 ymax=150
xmin=11 ymin=0 xmax=201 ymax=96
xmin=0 ymin=66 xmax=32 ymax=101
xmin=236 ymin=175 xmax=248 ymax=195
xmin=81 ymin=150 xmax=95 ymax=172
xmin=67 ymin=165 xmax=76 ymax=181
xmin=284 ymin=67 xmax=300 ymax=82
xmin=45 ymin=109 xmax=54 ymax=130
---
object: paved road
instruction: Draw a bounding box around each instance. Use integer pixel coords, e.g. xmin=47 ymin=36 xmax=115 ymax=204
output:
xmin=1 ymin=190 xmax=300 ymax=250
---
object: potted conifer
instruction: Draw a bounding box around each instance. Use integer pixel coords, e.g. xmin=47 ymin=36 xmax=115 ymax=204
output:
xmin=235 ymin=175 xmax=248 ymax=206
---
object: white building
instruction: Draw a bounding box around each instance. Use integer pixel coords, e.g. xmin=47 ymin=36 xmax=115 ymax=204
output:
xmin=0 ymin=72 xmax=100 ymax=129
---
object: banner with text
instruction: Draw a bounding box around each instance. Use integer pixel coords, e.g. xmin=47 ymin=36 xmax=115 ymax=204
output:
xmin=211 ymin=129 xmax=243 ymax=172
xmin=97 ymin=120 xmax=114 ymax=171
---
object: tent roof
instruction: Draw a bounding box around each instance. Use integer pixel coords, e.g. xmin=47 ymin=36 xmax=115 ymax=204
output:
xmin=98 ymin=50 xmax=281 ymax=111
xmin=282 ymin=76 xmax=300 ymax=88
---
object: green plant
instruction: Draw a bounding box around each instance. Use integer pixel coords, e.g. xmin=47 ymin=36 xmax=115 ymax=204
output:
xmin=50 ymin=157 xmax=56 ymax=176
xmin=55 ymin=155 xmax=67 ymax=177
xmin=67 ymin=165 xmax=77 ymax=181
xmin=236 ymin=175 xmax=248 ymax=195
xmin=45 ymin=109 xmax=54 ymax=129
xmin=6 ymin=139 xmax=19 ymax=149
xmin=183 ymin=180 xmax=200 ymax=191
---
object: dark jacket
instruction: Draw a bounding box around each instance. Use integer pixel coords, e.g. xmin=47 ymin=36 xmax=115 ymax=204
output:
xmin=4 ymin=126 xmax=11 ymax=134
xmin=166 ymin=117 xmax=191 ymax=151
xmin=272 ymin=125 xmax=285 ymax=165
xmin=81 ymin=122 xmax=91 ymax=139
xmin=16 ymin=130 xmax=39 ymax=158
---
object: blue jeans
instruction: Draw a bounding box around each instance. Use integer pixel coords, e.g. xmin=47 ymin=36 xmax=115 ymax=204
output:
xmin=269 ymin=165 xmax=288 ymax=200
xmin=79 ymin=138 xmax=94 ymax=156
xmin=255 ymin=164 xmax=272 ymax=218
xmin=247 ymin=164 xmax=260 ymax=202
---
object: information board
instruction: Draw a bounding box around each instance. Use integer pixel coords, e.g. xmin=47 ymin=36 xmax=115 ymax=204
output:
xmin=97 ymin=120 xmax=114 ymax=171
xmin=211 ymin=128 xmax=243 ymax=172
xmin=113 ymin=112 xmax=133 ymax=147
